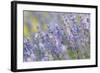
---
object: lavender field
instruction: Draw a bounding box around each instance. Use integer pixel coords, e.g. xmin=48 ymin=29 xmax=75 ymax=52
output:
xmin=23 ymin=11 xmax=90 ymax=62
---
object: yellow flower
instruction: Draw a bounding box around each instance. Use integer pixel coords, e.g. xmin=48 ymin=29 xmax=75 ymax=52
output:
xmin=31 ymin=17 xmax=39 ymax=32
xmin=42 ymin=23 xmax=48 ymax=31
xmin=24 ymin=24 xmax=30 ymax=37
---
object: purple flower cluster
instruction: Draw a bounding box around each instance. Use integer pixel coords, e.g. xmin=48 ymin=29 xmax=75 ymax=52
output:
xmin=23 ymin=11 xmax=90 ymax=62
